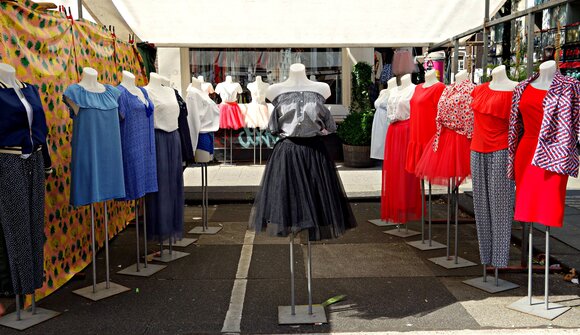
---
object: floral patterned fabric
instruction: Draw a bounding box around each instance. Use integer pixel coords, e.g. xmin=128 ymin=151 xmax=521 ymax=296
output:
xmin=0 ymin=0 xmax=147 ymax=301
xmin=433 ymin=79 xmax=476 ymax=151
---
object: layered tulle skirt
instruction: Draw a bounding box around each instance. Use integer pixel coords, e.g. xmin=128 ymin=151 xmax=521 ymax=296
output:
xmin=249 ymin=136 xmax=357 ymax=241
xmin=219 ymin=102 xmax=245 ymax=129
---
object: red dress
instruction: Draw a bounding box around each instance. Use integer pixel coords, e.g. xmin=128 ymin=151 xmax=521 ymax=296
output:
xmin=514 ymin=86 xmax=568 ymax=227
xmin=219 ymin=102 xmax=245 ymax=130
xmin=405 ymin=82 xmax=446 ymax=173
xmin=415 ymin=80 xmax=475 ymax=186
xmin=381 ymin=120 xmax=422 ymax=224
xmin=470 ymin=83 xmax=512 ymax=152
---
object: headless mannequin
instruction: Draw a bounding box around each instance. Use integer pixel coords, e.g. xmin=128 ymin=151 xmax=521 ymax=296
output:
xmin=530 ymin=60 xmax=556 ymax=90
xmin=399 ymin=74 xmax=413 ymax=89
xmin=489 ymin=65 xmax=518 ymax=92
xmin=198 ymin=75 xmax=214 ymax=95
xmin=247 ymin=76 xmax=270 ymax=104
xmin=144 ymin=72 xmax=165 ymax=91
xmin=190 ymin=76 xmax=202 ymax=91
xmin=0 ymin=63 xmax=21 ymax=90
xmin=120 ymin=70 xmax=147 ymax=104
xmin=423 ymin=69 xmax=440 ymax=88
xmin=455 ymin=69 xmax=469 ymax=83
xmin=161 ymin=76 xmax=171 ymax=87
xmin=66 ymin=67 xmax=105 ymax=115
xmin=190 ymin=77 xmax=212 ymax=163
xmin=375 ymin=78 xmax=397 ymax=109
xmin=215 ymin=76 xmax=242 ymax=103
xmin=266 ymin=63 xmax=331 ymax=101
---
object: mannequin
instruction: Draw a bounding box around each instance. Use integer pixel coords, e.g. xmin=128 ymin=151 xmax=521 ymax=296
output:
xmin=531 ymin=60 xmax=557 ymax=90
xmin=399 ymin=74 xmax=413 ymax=90
xmin=186 ymin=76 xmax=219 ymax=163
xmin=198 ymin=75 xmax=215 ymax=95
xmin=215 ymin=76 xmax=243 ymax=102
xmin=489 ymin=65 xmax=518 ymax=91
xmin=455 ymin=69 xmax=469 ymax=83
xmin=377 ymin=77 xmax=398 ymax=103
xmin=266 ymin=63 xmax=330 ymax=101
xmin=423 ymin=69 xmax=440 ymax=88
xmin=160 ymin=76 xmax=171 ymax=87
xmin=145 ymin=72 xmax=165 ymax=91
xmin=189 ymin=76 xmax=202 ymax=91
xmin=247 ymin=76 xmax=270 ymax=104
xmin=371 ymin=77 xmax=397 ymax=160
xmin=0 ymin=63 xmax=20 ymax=89
xmin=120 ymin=70 xmax=147 ymax=104
xmin=78 ymin=67 xmax=105 ymax=93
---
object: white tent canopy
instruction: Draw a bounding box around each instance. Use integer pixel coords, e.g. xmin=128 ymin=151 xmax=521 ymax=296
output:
xmin=97 ymin=0 xmax=506 ymax=47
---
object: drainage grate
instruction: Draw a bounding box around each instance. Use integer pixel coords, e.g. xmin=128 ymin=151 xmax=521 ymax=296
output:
xmin=566 ymin=195 xmax=580 ymax=210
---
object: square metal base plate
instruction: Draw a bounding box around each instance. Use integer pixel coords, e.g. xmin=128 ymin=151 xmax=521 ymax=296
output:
xmin=429 ymin=256 xmax=478 ymax=269
xmin=507 ymin=297 xmax=571 ymax=320
xmin=163 ymin=237 xmax=197 ymax=247
xmin=278 ymin=305 xmax=327 ymax=325
xmin=368 ymin=219 xmax=399 ymax=227
xmin=151 ymin=250 xmax=190 ymax=263
xmin=117 ymin=263 xmax=166 ymax=277
xmin=73 ymin=282 xmax=130 ymax=301
xmin=406 ymin=239 xmax=447 ymax=250
xmin=0 ymin=308 xmax=60 ymax=331
xmin=188 ymin=226 xmax=222 ymax=235
xmin=383 ymin=229 xmax=421 ymax=238
xmin=463 ymin=277 xmax=519 ymax=293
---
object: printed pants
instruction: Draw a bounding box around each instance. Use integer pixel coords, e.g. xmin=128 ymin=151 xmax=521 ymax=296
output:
xmin=470 ymin=150 xmax=515 ymax=268
xmin=0 ymin=151 xmax=45 ymax=294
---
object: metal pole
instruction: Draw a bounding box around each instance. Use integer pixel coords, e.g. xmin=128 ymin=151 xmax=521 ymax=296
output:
xmin=15 ymin=294 xmax=20 ymax=321
xmin=482 ymin=0 xmax=490 ymax=82
xmin=77 ymin=0 xmax=83 ymax=19
xmin=143 ymin=199 xmax=148 ymax=268
xmin=31 ymin=292 xmax=36 ymax=315
xmin=104 ymin=202 xmax=110 ymax=289
xmin=201 ymin=163 xmax=207 ymax=232
xmin=495 ymin=267 xmax=499 ymax=287
xmin=223 ymin=131 xmax=227 ymax=163
xmin=528 ymin=223 xmax=533 ymax=305
xmin=307 ymin=238 xmax=313 ymax=315
xmin=446 ymin=180 xmax=451 ymax=259
xmin=527 ymin=12 xmax=535 ymax=77
xmin=205 ymin=164 xmax=209 ymax=230
xmin=452 ymin=39 xmax=459 ymax=82
xmin=230 ymin=129 xmax=233 ymax=165
xmin=420 ymin=179 xmax=425 ymax=244
xmin=454 ymin=180 xmax=459 ymax=264
xmin=253 ymin=128 xmax=256 ymax=165
xmin=545 ymin=227 xmax=550 ymax=310
xmin=135 ymin=200 xmax=140 ymax=272
xmin=483 ymin=264 xmax=488 ymax=282
xmin=428 ymin=182 xmax=433 ymax=246
xmin=259 ymin=129 xmax=263 ymax=164
xmin=289 ymin=233 xmax=295 ymax=315
xmin=91 ymin=204 xmax=97 ymax=293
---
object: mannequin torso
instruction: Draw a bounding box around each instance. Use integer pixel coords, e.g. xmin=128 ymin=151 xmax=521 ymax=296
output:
xmin=78 ymin=67 xmax=105 ymax=93
xmin=266 ymin=63 xmax=331 ymax=101
xmin=455 ymin=69 xmax=469 ymax=83
xmin=120 ymin=70 xmax=147 ymax=104
xmin=375 ymin=78 xmax=397 ymax=109
xmin=423 ymin=69 xmax=440 ymax=88
xmin=247 ymin=76 xmax=270 ymax=104
xmin=531 ymin=60 xmax=557 ymax=90
xmin=215 ymin=76 xmax=242 ymax=103
xmin=198 ymin=75 xmax=214 ymax=95
xmin=145 ymin=72 xmax=180 ymax=132
xmin=489 ymin=65 xmax=518 ymax=91
xmin=399 ymin=74 xmax=413 ymax=90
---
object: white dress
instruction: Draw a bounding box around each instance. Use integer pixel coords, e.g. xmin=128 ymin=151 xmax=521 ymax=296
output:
xmin=370 ymin=92 xmax=390 ymax=160
xmin=244 ymin=82 xmax=271 ymax=129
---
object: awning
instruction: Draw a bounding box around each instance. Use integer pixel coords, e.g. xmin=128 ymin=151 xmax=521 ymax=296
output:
xmin=84 ymin=0 xmax=507 ymax=47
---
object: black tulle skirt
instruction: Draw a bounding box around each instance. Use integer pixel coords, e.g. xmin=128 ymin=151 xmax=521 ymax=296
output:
xmin=249 ymin=136 xmax=357 ymax=241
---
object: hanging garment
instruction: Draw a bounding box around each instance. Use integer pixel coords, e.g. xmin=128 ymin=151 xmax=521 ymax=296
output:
xmin=392 ymin=48 xmax=417 ymax=76
xmin=0 ymin=81 xmax=49 ymax=295
xmin=415 ymin=80 xmax=475 ymax=186
xmin=64 ymin=84 xmax=126 ymax=206
xmin=117 ymin=85 xmax=158 ymax=201
xmin=513 ymin=86 xmax=568 ymax=227
xmin=249 ymin=91 xmax=356 ymax=241
xmin=405 ymin=82 xmax=446 ymax=173
xmin=174 ymin=89 xmax=195 ymax=164
xmin=144 ymin=85 xmax=184 ymax=240
xmin=380 ymin=84 xmax=422 ymax=224
xmin=470 ymin=83 xmax=515 ymax=268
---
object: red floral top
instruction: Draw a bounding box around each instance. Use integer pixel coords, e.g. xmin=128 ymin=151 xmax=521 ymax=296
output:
xmin=433 ymin=79 xmax=476 ymax=151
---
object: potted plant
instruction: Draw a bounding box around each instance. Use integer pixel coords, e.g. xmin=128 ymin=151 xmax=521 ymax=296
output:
xmin=337 ymin=62 xmax=374 ymax=168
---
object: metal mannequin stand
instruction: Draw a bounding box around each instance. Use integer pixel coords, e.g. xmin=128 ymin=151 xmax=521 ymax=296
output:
xmin=189 ymin=163 xmax=222 ymax=235
xmin=74 ymin=202 xmax=130 ymax=301
xmin=118 ymin=198 xmax=166 ymax=276
xmin=152 ymin=235 xmax=189 ymax=263
xmin=222 ymin=129 xmax=235 ymax=165
xmin=464 ymin=265 xmax=519 ymax=293
xmin=429 ymin=178 xmax=477 ymax=269
xmin=0 ymin=292 xmax=60 ymax=331
xmin=508 ymin=224 xmax=571 ymax=320
xmin=407 ymin=181 xmax=446 ymax=250
xmin=368 ymin=219 xmax=398 ymax=227
xmin=278 ymin=233 xmax=327 ymax=325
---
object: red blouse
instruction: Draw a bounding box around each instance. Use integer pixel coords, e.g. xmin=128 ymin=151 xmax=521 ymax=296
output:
xmin=433 ymin=79 xmax=476 ymax=151
xmin=470 ymin=83 xmax=513 ymax=153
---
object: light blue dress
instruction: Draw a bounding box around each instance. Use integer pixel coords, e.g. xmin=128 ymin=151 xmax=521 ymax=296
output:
xmin=117 ymin=85 xmax=158 ymax=200
xmin=64 ymin=84 xmax=126 ymax=207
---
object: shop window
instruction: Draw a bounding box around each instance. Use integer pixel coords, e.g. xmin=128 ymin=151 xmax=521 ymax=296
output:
xmin=189 ymin=48 xmax=342 ymax=104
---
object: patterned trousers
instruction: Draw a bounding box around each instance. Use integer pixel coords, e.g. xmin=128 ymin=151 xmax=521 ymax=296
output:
xmin=470 ymin=150 xmax=515 ymax=268
xmin=0 ymin=151 xmax=45 ymax=294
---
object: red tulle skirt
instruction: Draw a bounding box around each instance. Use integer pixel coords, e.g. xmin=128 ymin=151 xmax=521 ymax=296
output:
xmin=415 ymin=127 xmax=471 ymax=186
xmin=219 ymin=102 xmax=245 ymax=130
xmin=514 ymin=137 xmax=568 ymax=227
xmin=381 ymin=120 xmax=422 ymax=224
xmin=405 ymin=141 xmax=424 ymax=174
